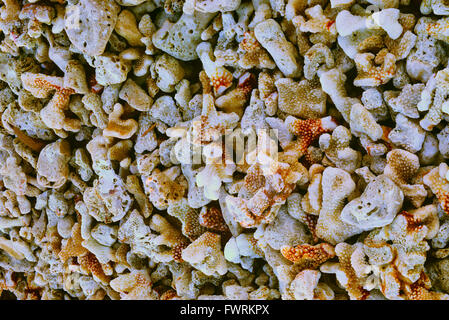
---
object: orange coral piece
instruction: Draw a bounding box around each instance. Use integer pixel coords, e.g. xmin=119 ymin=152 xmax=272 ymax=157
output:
xmin=199 ymin=70 xmax=212 ymax=94
xmin=240 ymin=31 xmax=261 ymax=52
xmin=281 ymin=243 xmax=335 ymax=269
xmin=21 ymin=72 xmax=74 ymax=99
xmin=160 ymin=289 xmax=178 ymax=300
xmin=12 ymin=125 xmax=47 ymax=152
xmin=20 ymin=3 xmax=54 ymax=20
xmin=440 ymin=194 xmax=449 ymax=215
xmin=58 ymin=223 xmax=88 ymax=262
xmin=302 ymin=213 xmax=319 ymax=244
xmin=210 ymin=68 xmax=233 ymax=95
xmin=385 ymin=149 xmax=419 ymax=183
xmin=87 ymin=73 xmax=103 ymax=94
xmin=226 ymin=195 xmax=263 ymax=228
xmin=244 ymin=164 xmax=266 ymax=193
xmin=423 ymin=166 xmax=449 ymax=215
xmin=145 ymin=169 xmax=185 ymax=209
xmin=78 ymin=252 xmax=110 ymax=284
xmin=112 ymin=271 xmax=158 ymax=300
xmin=399 ymin=211 xmax=426 ymax=233
xmin=142 ymin=122 xmax=157 ymax=137
xmin=34 ymin=78 xmax=74 ymax=97
xmin=426 ymin=19 xmax=449 ymax=38
xmin=286 ymin=116 xmax=338 ymax=156
xmin=302 ymin=149 xmax=321 ymax=169
xmin=172 ymin=237 xmax=190 ymax=263
xmin=405 ymin=272 xmax=449 ymax=300
xmin=46 ymin=226 xmax=62 ymax=255
xmin=21 ymin=72 xmax=80 ymax=131
xmin=335 ymin=243 xmax=370 ymax=300
xmin=247 ymin=234 xmax=264 ymax=257
xmin=380 ymin=125 xmax=393 ymax=151
xmin=238 ymin=31 xmax=276 ymax=70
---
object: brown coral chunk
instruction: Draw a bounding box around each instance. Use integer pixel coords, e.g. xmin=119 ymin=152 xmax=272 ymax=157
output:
xmin=58 ymin=223 xmax=88 ymax=262
xmin=281 ymin=243 xmax=335 ymax=270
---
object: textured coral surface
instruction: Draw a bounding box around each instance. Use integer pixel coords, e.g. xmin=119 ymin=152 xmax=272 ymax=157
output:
xmin=1 ymin=0 xmax=449 ymax=301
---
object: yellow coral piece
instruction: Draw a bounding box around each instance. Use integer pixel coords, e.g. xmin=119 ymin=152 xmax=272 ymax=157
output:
xmin=1 ymin=0 xmax=449 ymax=302
xmin=424 ymin=164 xmax=449 ymax=215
